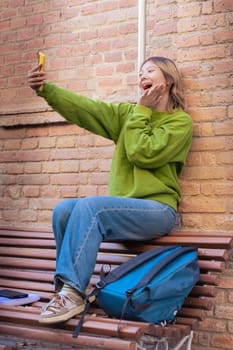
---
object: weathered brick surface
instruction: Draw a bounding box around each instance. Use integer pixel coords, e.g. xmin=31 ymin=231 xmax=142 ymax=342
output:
xmin=0 ymin=1 xmax=232 ymax=349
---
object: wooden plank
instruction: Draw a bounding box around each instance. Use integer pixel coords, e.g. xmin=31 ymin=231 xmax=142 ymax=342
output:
xmin=0 ymin=257 xmax=55 ymax=270
xmin=153 ymin=236 xmax=233 ymax=248
xmin=0 ymin=238 xmax=55 ymax=248
xmin=191 ymin=285 xmax=216 ymax=297
xmin=0 ymin=278 xmax=54 ymax=293
xmin=184 ymin=297 xmax=213 ymax=310
xmin=176 ymin=316 xmax=199 ymax=328
xmin=1 ymin=247 xmax=226 ymax=267
xmin=178 ymin=307 xmax=207 ymax=321
xmin=198 ymin=260 xmax=225 ymax=272
xmin=0 ymin=323 xmax=137 ymax=350
xmin=100 ymin=236 xmax=233 ymax=253
xmin=0 ymin=227 xmax=52 ymax=236
xmin=0 ymin=269 xmax=53 ymax=282
xmin=0 ymin=247 xmax=56 ymax=259
xmin=0 ymin=309 xmax=143 ymax=340
xmin=169 ymin=231 xmax=233 ymax=238
xmin=0 ymin=305 xmax=151 ymax=336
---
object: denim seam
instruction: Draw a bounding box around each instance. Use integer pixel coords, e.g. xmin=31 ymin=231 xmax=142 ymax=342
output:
xmin=73 ymin=205 xmax=174 ymax=270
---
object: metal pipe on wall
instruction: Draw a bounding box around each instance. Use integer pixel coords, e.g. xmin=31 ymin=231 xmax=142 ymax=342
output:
xmin=138 ymin=0 xmax=146 ymax=72
xmin=138 ymin=0 xmax=146 ymax=97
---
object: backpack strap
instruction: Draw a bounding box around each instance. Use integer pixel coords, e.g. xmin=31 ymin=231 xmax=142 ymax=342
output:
xmin=97 ymin=245 xmax=176 ymax=287
xmin=128 ymin=246 xmax=196 ymax=294
xmin=127 ymin=246 xmax=197 ymax=312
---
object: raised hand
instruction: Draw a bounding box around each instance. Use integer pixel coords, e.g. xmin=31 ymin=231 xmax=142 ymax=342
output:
xmin=27 ymin=64 xmax=46 ymax=91
xmin=137 ymin=83 xmax=166 ymax=109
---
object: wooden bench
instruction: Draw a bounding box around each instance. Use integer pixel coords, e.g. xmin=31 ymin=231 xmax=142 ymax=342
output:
xmin=0 ymin=227 xmax=232 ymax=350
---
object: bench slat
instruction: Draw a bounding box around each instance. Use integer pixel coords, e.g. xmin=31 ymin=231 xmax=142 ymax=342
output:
xmin=0 ymin=238 xmax=55 ymax=248
xmin=0 ymin=323 xmax=136 ymax=350
xmin=0 ymin=309 xmax=144 ymax=340
xmin=0 ymin=269 xmax=53 ymax=282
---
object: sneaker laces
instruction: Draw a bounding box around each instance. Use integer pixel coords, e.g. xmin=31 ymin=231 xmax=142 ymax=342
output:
xmin=42 ymin=293 xmax=80 ymax=313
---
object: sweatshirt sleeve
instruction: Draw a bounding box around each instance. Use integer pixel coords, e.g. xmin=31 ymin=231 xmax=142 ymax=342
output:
xmin=124 ymin=105 xmax=193 ymax=172
xmin=37 ymin=83 xmax=131 ymax=143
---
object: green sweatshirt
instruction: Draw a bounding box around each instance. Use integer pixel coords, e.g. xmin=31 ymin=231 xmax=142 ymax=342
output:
xmin=38 ymin=83 xmax=193 ymax=210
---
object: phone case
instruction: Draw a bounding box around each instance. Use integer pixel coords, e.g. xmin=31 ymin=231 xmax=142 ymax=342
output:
xmin=38 ymin=52 xmax=46 ymax=91
xmin=0 ymin=289 xmax=28 ymax=299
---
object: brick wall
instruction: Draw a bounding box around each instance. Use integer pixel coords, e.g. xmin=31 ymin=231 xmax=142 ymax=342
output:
xmin=0 ymin=1 xmax=232 ymax=348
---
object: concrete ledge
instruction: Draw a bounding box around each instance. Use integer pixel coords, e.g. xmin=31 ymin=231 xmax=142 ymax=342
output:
xmin=0 ymin=108 xmax=65 ymax=128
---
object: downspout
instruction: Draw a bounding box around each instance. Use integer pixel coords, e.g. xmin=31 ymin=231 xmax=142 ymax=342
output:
xmin=138 ymin=0 xmax=146 ymax=96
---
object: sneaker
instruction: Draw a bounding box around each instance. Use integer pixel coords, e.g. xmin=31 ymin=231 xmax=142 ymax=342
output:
xmin=39 ymin=292 xmax=86 ymax=324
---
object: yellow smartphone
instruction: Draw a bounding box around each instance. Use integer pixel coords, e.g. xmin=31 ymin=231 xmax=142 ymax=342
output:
xmin=38 ymin=52 xmax=46 ymax=91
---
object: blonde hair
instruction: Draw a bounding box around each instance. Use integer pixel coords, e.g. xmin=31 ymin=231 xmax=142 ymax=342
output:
xmin=141 ymin=57 xmax=186 ymax=112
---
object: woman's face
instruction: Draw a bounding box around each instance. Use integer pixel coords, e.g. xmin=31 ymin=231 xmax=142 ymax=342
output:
xmin=138 ymin=60 xmax=167 ymax=92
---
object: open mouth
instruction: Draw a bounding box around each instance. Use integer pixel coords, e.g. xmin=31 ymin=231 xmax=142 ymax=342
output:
xmin=143 ymin=83 xmax=152 ymax=91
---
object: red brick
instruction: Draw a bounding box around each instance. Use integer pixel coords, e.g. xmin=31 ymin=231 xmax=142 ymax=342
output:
xmin=118 ymin=22 xmax=137 ymax=34
xmin=217 ymin=152 xmax=233 ymax=165
xmin=56 ymin=136 xmax=76 ymax=148
xmin=0 ymin=20 xmax=10 ymax=31
xmin=11 ymin=17 xmax=26 ymax=29
xmin=198 ymin=331 xmax=211 ymax=346
xmin=218 ymin=276 xmax=233 ymax=289
xmin=211 ymin=334 xmax=233 ymax=349
xmin=201 ymin=182 xmax=233 ymax=195
xmin=77 ymin=185 xmax=98 ymax=197
xmin=40 ymin=185 xmax=60 ymax=198
xmin=27 ymin=14 xmax=43 ymax=26
xmin=200 ymin=318 xmax=227 ymax=332
xmin=215 ymin=29 xmax=233 ymax=43
xmin=213 ymin=89 xmax=233 ymax=104
xmin=3 ymin=139 xmax=21 ymax=150
xmin=50 ymin=173 xmax=88 ymax=185
xmin=184 ymin=165 xmax=226 ymax=180
xmin=177 ymin=3 xmax=201 ymax=17
xmin=23 ymin=186 xmax=40 ymax=198
xmin=24 ymin=163 xmax=42 ymax=174
xmin=96 ymin=64 xmax=114 ymax=76
xmin=44 ymin=34 xmax=61 ymax=48
xmin=61 ymin=160 xmax=79 ymax=173
xmin=90 ymin=172 xmax=109 ymax=185
xmin=191 ymin=136 xmax=227 ymax=151
xmin=99 ymin=0 xmax=116 ymax=12
xmin=154 ymin=21 xmax=177 ymax=35
xmin=214 ymin=0 xmax=233 ymax=12
xmin=180 ymin=196 xmax=226 ymax=213
xmin=213 ymin=59 xmax=233 ymax=74
xmin=178 ymin=46 xmax=226 ymax=61
xmin=18 ymin=174 xmax=50 ymax=185
xmin=202 ymin=1 xmax=213 ymax=15
xmin=176 ymin=34 xmax=199 ymax=48
xmin=119 ymin=0 xmax=136 ymax=7
xmin=21 ymin=138 xmax=38 ymax=150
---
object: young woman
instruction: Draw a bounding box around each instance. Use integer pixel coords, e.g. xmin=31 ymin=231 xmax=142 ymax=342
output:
xmin=27 ymin=56 xmax=193 ymax=324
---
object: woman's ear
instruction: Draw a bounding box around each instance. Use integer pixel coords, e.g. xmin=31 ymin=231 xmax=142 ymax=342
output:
xmin=165 ymin=80 xmax=171 ymax=91
xmin=166 ymin=79 xmax=174 ymax=91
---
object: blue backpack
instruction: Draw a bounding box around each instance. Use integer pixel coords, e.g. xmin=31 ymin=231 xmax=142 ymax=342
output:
xmin=73 ymin=245 xmax=200 ymax=337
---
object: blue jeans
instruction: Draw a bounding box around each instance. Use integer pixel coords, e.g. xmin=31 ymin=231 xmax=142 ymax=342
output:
xmin=52 ymin=196 xmax=176 ymax=294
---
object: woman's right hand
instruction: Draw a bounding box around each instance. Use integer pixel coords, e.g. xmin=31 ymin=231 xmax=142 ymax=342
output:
xmin=27 ymin=64 xmax=46 ymax=91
